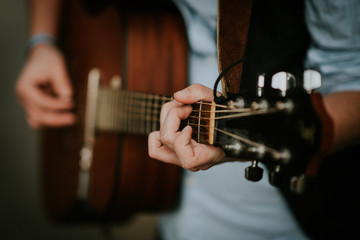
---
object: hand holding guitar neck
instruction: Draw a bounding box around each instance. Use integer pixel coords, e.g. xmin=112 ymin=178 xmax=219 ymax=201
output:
xmin=148 ymin=83 xmax=226 ymax=172
xmin=149 ymin=70 xmax=334 ymax=193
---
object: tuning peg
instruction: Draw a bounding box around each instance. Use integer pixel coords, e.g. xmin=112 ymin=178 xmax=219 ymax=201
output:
xmin=290 ymin=174 xmax=306 ymax=194
xmin=227 ymin=97 xmax=245 ymax=109
xmin=224 ymin=141 xmax=243 ymax=157
xmin=245 ymin=160 xmax=263 ymax=182
xmin=268 ymin=165 xmax=284 ymax=187
xmin=303 ymin=69 xmax=321 ymax=93
xmin=271 ymin=72 xmax=296 ymax=96
xmin=257 ymin=73 xmax=265 ymax=97
xmin=110 ymin=75 xmax=122 ymax=90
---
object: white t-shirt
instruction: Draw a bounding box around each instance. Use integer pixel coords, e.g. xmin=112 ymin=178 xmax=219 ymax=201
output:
xmin=159 ymin=0 xmax=360 ymax=239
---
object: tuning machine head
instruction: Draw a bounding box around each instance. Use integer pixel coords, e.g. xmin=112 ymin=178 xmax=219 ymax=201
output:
xmin=268 ymin=165 xmax=284 ymax=187
xmin=245 ymin=160 xmax=264 ymax=182
xmin=224 ymin=140 xmax=243 ymax=156
xmin=303 ymin=69 xmax=322 ymax=93
xmin=271 ymin=72 xmax=296 ymax=97
xmin=257 ymin=73 xmax=265 ymax=97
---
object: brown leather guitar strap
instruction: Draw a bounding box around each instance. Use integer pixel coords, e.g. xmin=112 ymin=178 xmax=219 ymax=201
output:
xmin=217 ymin=0 xmax=253 ymax=96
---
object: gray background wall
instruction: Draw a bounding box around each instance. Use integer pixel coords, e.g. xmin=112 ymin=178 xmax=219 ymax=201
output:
xmin=0 ymin=1 xmax=157 ymax=239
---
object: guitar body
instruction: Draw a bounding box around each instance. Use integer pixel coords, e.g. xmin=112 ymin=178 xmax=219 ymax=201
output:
xmin=40 ymin=0 xmax=187 ymax=222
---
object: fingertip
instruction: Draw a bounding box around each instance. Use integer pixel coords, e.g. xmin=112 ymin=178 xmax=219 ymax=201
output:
xmin=181 ymin=124 xmax=193 ymax=136
xmin=53 ymin=70 xmax=73 ymax=100
xmin=148 ymin=131 xmax=161 ymax=158
xmin=174 ymin=87 xmax=191 ymax=102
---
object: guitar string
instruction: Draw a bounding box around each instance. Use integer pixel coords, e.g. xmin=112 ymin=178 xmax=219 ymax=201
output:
xmin=102 ymin=100 xmax=282 ymax=126
xmin=117 ymin=106 xmax=282 ymax=121
xmin=214 ymin=127 xmax=280 ymax=156
xmin=99 ymin=93 xmax=282 ymax=154
xmin=101 ymin=89 xmax=228 ymax=108
xmin=103 ymin=90 xmax=282 ymax=118
xmin=186 ymin=122 xmax=280 ymax=157
xmin=111 ymin=107 xmax=277 ymax=122
xmin=107 ymin=97 xmax=279 ymax=117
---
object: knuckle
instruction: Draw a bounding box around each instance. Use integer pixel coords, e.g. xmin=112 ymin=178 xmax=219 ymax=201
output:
xmin=162 ymin=101 xmax=173 ymax=113
xmin=160 ymin=132 xmax=173 ymax=146
xmin=182 ymin=161 xmax=195 ymax=170
xmin=148 ymin=148 xmax=156 ymax=158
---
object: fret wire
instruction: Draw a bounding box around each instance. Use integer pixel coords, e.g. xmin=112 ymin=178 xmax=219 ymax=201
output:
xmin=134 ymin=92 xmax=139 ymax=132
xmin=124 ymin=91 xmax=128 ymax=132
xmin=110 ymin=90 xmax=116 ymax=130
xmin=130 ymin=91 xmax=134 ymax=132
xmin=122 ymin=93 xmax=127 ymax=132
xmin=128 ymin=93 xmax=133 ymax=132
xmin=197 ymin=100 xmax=202 ymax=142
xmin=117 ymin=91 xmax=125 ymax=130
xmin=146 ymin=93 xmax=152 ymax=133
xmin=140 ymin=93 xmax=145 ymax=133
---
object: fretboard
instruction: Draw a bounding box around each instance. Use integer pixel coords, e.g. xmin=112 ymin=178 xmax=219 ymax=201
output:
xmin=95 ymin=88 xmax=215 ymax=144
xmin=96 ymin=88 xmax=169 ymax=135
xmin=181 ymin=100 xmax=214 ymax=144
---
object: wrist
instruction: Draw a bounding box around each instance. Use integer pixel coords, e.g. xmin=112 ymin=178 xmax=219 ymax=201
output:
xmin=25 ymin=33 xmax=57 ymax=55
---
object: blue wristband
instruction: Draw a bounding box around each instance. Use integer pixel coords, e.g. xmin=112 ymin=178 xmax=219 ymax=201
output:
xmin=25 ymin=33 xmax=57 ymax=55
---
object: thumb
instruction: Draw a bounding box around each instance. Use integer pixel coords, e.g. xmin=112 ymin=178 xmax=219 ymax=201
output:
xmin=52 ymin=63 xmax=73 ymax=100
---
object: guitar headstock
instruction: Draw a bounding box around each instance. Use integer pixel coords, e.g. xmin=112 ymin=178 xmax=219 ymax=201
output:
xmin=212 ymin=70 xmax=332 ymax=193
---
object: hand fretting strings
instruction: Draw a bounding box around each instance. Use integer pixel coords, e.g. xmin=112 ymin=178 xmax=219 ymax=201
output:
xmin=96 ymin=88 xmax=282 ymax=158
xmin=188 ymin=101 xmax=283 ymax=158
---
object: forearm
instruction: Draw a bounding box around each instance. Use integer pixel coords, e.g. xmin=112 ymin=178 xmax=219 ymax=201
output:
xmin=324 ymin=91 xmax=360 ymax=153
xmin=28 ymin=0 xmax=62 ymax=37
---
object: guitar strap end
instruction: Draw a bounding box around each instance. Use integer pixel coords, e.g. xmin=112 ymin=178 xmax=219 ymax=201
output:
xmin=217 ymin=0 xmax=253 ymax=97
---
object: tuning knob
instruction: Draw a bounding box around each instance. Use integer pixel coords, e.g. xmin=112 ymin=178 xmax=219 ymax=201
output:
xmin=290 ymin=175 xmax=306 ymax=194
xmin=224 ymin=141 xmax=243 ymax=157
xmin=245 ymin=160 xmax=263 ymax=182
xmin=303 ymin=69 xmax=321 ymax=93
xmin=257 ymin=73 xmax=265 ymax=97
xmin=271 ymin=72 xmax=296 ymax=96
xmin=269 ymin=165 xmax=284 ymax=187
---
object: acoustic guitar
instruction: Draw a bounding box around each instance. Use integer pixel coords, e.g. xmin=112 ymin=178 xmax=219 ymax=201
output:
xmin=40 ymin=0 xmax=331 ymax=224
xmin=87 ymin=68 xmax=332 ymax=196
xmin=40 ymin=0 xmax=187 ymax=222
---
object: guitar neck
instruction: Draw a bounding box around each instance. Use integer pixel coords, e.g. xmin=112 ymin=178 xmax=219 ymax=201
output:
xmin=182 ymin=100 xmax=215 ymax=144
xmin=95 ymin=87 xmax=215 ymax=144
xmin=96 ymin=88 xmax=169 ymax=135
